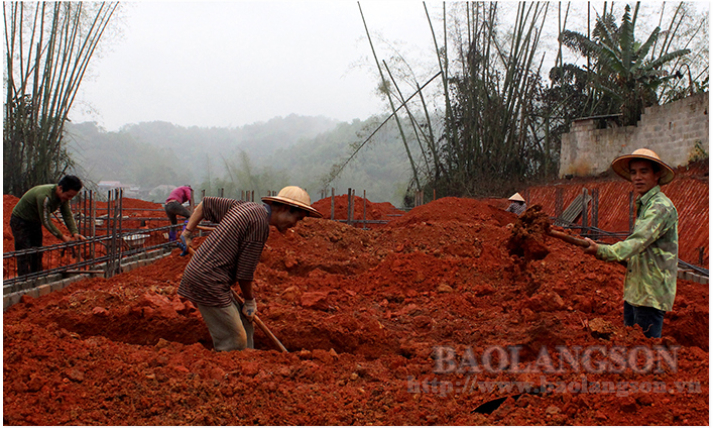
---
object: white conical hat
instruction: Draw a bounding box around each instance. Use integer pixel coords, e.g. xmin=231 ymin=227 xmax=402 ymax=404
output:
xmin=262 ymin=186 xmax=322 ymax=218
xmin=508 ymin=193 xmax=525 ymax=202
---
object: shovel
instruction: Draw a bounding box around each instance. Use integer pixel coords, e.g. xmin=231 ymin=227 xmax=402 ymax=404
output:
xmin=180 ymin=243 xmax=289 ymax=353
xmin=546 ymin=228 xmax=590 ymax=248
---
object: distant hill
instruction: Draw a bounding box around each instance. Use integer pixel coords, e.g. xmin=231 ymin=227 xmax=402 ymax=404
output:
xmin=64 ymin=114 xmax=421 ymax=206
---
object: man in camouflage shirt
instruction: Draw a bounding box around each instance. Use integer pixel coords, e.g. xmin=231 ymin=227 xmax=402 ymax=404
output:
xmin=584 ymin=149 xmax=678 ymax=338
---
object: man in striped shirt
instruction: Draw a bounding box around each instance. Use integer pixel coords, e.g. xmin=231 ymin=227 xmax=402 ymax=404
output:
xmin=178 ymin=186 xmax=322 ymax=351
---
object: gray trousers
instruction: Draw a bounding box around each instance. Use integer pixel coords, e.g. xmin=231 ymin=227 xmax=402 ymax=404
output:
xmin=197 ymin=299 xmax=254 ymax=351
xmin=164 ymin=201 xmax=192 ymax=230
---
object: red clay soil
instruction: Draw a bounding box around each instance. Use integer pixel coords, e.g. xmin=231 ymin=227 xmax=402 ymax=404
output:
xmin=312 ymin=194 xmax=404 ymax=226
xmin=4 ymin=196 xmax=708 ymax=425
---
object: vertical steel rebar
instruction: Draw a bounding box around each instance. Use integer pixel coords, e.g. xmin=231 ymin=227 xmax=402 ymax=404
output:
xmin=90 ymin=190 xmax=95 ymax=262
xmin=363 ymin=190 xmax=367 ymax=230
xmin=581 ymin=188 xmax=588 ymax=236
xmin=105 ymin=190 xmax=113 ymax=278
xmin=346 ymin=188 xmax=351 ymax=226
xmin=117 ymin=188 xmax=124 ymax=274
xmin=331 ymin=188 xmax=335 ymax=221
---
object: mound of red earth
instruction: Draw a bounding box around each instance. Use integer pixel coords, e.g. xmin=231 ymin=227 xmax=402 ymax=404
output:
xmin=4 ymin=197 xmax=707 ymax=425
xmin=312 ymin=194 xmax=404 ymax=227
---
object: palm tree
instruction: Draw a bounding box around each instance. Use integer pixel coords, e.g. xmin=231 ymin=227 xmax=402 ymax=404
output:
xmin=558 ymin=3 xmax=690 ymax=126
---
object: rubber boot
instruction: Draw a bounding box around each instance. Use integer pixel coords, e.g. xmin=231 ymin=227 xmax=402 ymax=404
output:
xmin=168 ymin=230 xmax=176 ymax=242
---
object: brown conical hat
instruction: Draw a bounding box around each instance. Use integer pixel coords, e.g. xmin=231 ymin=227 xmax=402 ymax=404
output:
xmin=262 ymin=186 xmax=322 ymax=218
xmin=611 ymin=148 xmax=675 ymax=185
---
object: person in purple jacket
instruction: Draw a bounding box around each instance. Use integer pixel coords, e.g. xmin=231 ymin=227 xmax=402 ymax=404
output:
xmin=164 ymin=185 xmax=194 ymax=241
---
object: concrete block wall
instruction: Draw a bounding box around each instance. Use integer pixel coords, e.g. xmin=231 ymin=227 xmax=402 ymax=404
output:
xmin=560 ymin=93 xmax=709 ymax=178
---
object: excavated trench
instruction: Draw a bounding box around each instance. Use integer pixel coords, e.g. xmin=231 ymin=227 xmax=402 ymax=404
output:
xmin=3 ymin=190 xmax=709 ymax=426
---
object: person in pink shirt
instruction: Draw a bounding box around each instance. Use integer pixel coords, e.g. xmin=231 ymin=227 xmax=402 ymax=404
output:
xmin=164 ymin=185 xmax=194 ymax=241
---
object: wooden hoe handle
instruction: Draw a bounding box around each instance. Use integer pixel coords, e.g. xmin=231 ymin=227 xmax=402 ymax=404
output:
xmin=230 ymin=290 xmax=289 ymax=353
xmin=546 ymin=229 xmax=590 ymax=248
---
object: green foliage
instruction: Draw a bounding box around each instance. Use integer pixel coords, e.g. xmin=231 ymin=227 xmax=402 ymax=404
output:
xmin=689 ymin=140 xmax=708 ymax=163
xmin=65 ymin=122 xmax=190 ymax=190
xmin=437 ymin=2 xmax=556 ymax=197
xmin=556 ymin=3 xmax=691 ymax=126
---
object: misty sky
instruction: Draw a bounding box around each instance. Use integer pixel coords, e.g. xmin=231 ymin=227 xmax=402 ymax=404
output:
xmin=72 ymin=1 xmax=709 ymax=132
xmin=72 ymin=1 xmax=436 ymax=131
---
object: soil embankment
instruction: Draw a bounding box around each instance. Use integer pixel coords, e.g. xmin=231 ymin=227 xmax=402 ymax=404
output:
xmin=3 ymin=194 xmax=708 ymax=425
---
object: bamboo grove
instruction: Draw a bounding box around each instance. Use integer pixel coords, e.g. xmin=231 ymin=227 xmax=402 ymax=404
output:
xmin=3 ymin=2 xmax=119 ymax=196
xmin=346 ymin=2 xmax=707 ymax=202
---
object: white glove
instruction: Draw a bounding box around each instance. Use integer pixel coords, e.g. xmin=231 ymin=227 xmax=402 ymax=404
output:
xmin=242 ymin=299 xmax=257 ymax=320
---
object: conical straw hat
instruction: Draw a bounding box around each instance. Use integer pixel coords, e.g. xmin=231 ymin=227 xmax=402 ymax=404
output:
xmin=508 ymin=193 xmax=525 ymax=202
xmin=611 ymin=148 xmax=675 ymax=185
xmin=262 ymin=186 xmax=322 ymax=218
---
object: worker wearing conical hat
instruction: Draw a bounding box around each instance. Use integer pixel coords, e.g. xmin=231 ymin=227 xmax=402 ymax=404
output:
xmin=178 ymin=186 xmax=321 ymax=351
xmin=505 ymin=192 xmax=527 ymax=216
xmin=583 ymin=148 xmax=678 ymax=339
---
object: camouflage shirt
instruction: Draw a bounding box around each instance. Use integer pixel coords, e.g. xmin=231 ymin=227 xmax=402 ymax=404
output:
xmin=596 ymin=186 xmax=678 ymax=312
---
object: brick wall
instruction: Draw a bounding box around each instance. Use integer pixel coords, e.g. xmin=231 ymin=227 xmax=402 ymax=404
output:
xmin=559 ymin=93 xmax=709 ymax=177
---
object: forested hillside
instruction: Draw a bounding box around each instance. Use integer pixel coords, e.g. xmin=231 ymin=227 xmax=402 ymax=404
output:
xmin=64 ymin=114 xmax=420 ymax=206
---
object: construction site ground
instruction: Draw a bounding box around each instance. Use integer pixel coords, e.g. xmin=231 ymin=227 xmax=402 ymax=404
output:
xmin=3 ymin=171 xmax=708 ymax=425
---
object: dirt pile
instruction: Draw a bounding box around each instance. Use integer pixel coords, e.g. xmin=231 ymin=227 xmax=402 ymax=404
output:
xmin=3 ymin=196 xmax=708 ymax=425
xmin=312 ymin=194 xmax=404 ymax=224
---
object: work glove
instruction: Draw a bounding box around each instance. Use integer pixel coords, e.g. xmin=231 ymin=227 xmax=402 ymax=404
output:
xmin=178 ymin=229 xmax=194 ymax=256
xmin=242 ymin=299 xmax=257 ymax=321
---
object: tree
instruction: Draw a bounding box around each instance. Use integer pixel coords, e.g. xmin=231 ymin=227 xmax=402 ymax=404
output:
xmin=557 ymin=3 xmax=692 ymax=126
xmin=3 ymin=2 xmax=119 ymax=195
xmin=439 ymin=2 xmax=554 ymax=196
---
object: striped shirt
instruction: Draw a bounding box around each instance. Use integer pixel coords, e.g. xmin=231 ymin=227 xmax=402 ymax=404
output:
xmin=178 ymin=198 xmax=270 ymax=307
xmin=506 ymin=202 xmax=527 ymax=216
